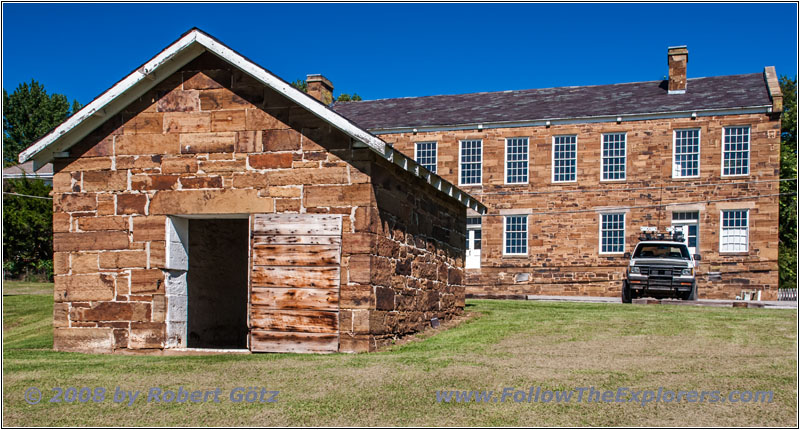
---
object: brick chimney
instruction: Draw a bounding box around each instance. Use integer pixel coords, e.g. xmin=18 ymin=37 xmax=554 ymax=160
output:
xmin=667 ymin=46 xmax=689 ymax=94
xmin=307 ymin=74 xmax=334 ymax=105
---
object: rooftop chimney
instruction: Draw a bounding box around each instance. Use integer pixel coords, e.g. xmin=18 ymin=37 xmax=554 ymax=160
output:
xmin=307 ymin=74 xmax=334 ymax=105
xmin=667 ymin=46 xmax=688 ymax=94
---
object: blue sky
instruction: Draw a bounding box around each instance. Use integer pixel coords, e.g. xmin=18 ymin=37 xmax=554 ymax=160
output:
xmin=2 ymin=3 xmax=797 ymax=104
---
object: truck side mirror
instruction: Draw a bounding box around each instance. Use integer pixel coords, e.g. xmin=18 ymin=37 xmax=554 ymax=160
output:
xmin=623 ymin=252 xmax=631 ymax=259
xmin=694 ymin=254 xmax=701 ymax=261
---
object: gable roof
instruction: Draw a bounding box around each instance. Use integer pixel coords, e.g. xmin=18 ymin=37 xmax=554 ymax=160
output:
xmin=332 ymin=73 xmax=774 ymax=133
xmin=18 ymin=28 xmax=486 ymax=214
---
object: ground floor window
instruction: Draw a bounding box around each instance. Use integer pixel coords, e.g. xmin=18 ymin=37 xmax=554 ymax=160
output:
xmin=600 ymin=213 xmax=625 ymax=254
xmin=671 ymin=211 xmax=699 ymax=254
xmin=720 ymin=209 xmax=749 ymax=252
xmin=503 ymin=215 xmax=528 ymax=255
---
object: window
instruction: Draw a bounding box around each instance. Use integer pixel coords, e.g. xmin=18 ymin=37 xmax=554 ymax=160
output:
xmin=505 ymin=137 xmax=529 ymax=184
xmin=722 ymin=126 xmax=750 ymax=176
xmin=673 ymin=129 xmax=700 ymax=178
xmin=602 ymin=133 xmax=626 ymax=181
xmin=415 ymin=142 xmax=437 ymax=173
xmin=503 ymin=215 xmax=528 ymax=255
xmin=600 ymin=213 xmax=625 ymax=254
xmin=672 ymin=211 xmax=699 ymax=254
xmin=720 ymin=209 xmax=749 ymax=252
xmin=466 ymin=217 xmax=482 ymax=250
xmin=459 ymin=140 xmax=482 ymax=185
xmin=552 ymin=135 xmax=577 ymax=182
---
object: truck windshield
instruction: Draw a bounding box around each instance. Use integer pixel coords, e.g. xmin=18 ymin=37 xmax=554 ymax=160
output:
xmin=633 ymin=244 xmax=690 ymax=260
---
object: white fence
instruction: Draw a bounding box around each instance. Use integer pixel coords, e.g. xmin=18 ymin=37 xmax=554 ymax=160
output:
xmin=777 ymin=288 xmax=797 ymax=301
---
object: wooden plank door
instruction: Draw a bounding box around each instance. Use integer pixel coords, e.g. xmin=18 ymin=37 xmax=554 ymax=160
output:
xmin=248 ymin=214 xmax=342 ymax=353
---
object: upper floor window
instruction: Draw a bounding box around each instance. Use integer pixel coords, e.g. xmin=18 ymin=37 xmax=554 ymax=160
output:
xmin=415 ymin=141 xmax=437 ymax=173
xmin=503 ymin=215 xmax=528 ymax=255
xmin=602 ymin=133 xmax=627 ymax=181
xmin=673 ymin=129 xmax=700 ymax=178
xmin=720 ymin=209 xmax=749 ymax=253
xmin=722 ymin=126 xmax=750 ymax=176
xmin=459 ymin=140 xmax=482 ymax=185
xmin=552 ymin=135 xmax=577 ymax=182
xmin=600 ymin=212 xmax=625 ymax=254
xmin=505 ymin=137 xmax=529 ymax=184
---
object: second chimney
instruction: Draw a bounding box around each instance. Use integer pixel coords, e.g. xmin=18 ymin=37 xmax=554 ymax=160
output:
xmin=667 ymin=46 xmax=689 ymax=94
xmin=307 ymin=74 xmax=334 ymax=105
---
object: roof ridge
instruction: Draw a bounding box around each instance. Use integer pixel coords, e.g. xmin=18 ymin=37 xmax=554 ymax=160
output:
xmin=333 ymin=72 xmax=764 ymax=105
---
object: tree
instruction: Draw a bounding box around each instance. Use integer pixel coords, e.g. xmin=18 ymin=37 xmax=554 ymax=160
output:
xmin=2 ymin=79 xmax=79 ymax=280
xmin=779 ymin=75 xmax=797 ymax=289
xmin=336 ymin=93 xmax=362 ymax=102
xmin=290 ymin=79 xmax=308 ymax=92
xmin=3 ymin=80 xmax=79 ymax=166
xmin=2 ymin=178 xmax=53 ymax=280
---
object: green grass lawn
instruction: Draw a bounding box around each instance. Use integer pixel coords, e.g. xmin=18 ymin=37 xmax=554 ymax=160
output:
xmin=2 ymin=284 xmax=797 ymax=426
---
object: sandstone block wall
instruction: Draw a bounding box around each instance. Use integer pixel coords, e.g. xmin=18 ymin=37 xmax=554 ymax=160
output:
xmin=381 ymin=113 xmax=780 ymax=299
xmin=51 ymin=52 xmax=466 ymax=353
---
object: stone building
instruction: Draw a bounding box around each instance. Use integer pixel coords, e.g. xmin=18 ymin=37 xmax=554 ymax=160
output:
xmin=334 ymin=46 xmax=783 ymax=300
xmin=19 ymin=29 xmax=486 ymax=354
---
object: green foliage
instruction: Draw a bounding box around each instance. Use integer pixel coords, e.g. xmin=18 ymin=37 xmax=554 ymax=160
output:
xmin=3 ymin=80 xmax=78 ymax=166
xmin=291 ymin=79 xmax=308 ymax=92
xmin=71 ymin=99 xmax=83 ymax=115
xmin=2 ymin=178 xmax=53 ymax=280
xmin=336 ymin=93 xmax=362 ymax=102
xmin=778 ymin=76 xmax=798 ymax=289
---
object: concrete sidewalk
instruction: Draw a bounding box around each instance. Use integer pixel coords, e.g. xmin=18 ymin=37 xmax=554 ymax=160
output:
xmin=523 ymin=294 xmax=798 ymax=310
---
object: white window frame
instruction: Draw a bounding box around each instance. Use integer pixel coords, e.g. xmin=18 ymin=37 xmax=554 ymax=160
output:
xmin=672 ymin=128 xmax=701 ymax=179
xmin=721 ymin=126 xmax=751 ymax=177
xmin=504 ymin=137 xmax=529 ymax=185
xmin=502 ymin=215 xmax=528 ymax=256
xmin=600 ymin=132 xmax=627 ymax=182
xmin=552 ymin=135 xmax=578 ymax=183
xmin=414 ymin=141 xmax=438 ymax=173
xmin=598 ymin=212 xmax=626 ymax=255
xmin=719 ymin=209 xmax=749 ymax=253
xmin=458 ymin=139 xmax=483 ymax=186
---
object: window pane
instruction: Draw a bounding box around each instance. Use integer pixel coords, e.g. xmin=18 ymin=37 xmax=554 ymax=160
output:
xmin=602 ymin=133 xmax=626 ymax=180
xmin=505 ymin=138 xmax=529 ymax=184
xmin=721 ymin=210 xmax=749 ymax=252
xmin=553 ymin=135 xmax=577 ymax=182
xmin=674 ymin=129 xmax=700 ymax=177
xmin=600 ymin=213 xmax=625 ymax=253
xmin=504 ymin=215 xmax=527 ymax=255
xmin=723 ymin=127 xmax=750 ymax=176
xmin=415 ymin=142 xmax=437 ymax=173
xmin=460 ymin=140 xmax=482 ymax=185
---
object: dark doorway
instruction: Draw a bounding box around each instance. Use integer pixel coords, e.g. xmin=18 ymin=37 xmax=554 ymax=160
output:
xmin=187 ymin=218 xmax=249 ymax=348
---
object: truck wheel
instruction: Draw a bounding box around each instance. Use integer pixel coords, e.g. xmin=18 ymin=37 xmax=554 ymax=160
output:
xmin=686 ymin=284 xmax=698 ymax=301
xmin=622 ymin=281 xmax=632 ymax=304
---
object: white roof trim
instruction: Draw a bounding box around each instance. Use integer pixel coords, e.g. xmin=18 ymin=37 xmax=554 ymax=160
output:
xmin=18 ymin=29 xmax=485 ymax=214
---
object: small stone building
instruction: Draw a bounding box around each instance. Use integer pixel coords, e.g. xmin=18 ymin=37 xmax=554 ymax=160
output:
xmin=19 ymin=29 xmax=486 ymax=354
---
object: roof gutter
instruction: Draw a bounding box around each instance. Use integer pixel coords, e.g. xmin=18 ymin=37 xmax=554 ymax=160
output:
xmin=366 ymin=105 xmax=774 ymax=135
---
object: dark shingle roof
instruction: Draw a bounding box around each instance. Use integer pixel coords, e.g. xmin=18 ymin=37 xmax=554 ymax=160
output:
xmin=332 ymin=73 xmax=771 ymax=130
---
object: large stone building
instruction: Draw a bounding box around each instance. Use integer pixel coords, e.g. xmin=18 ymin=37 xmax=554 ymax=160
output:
xmin=19 ymin=29 xmax=485 ymax=354
xmin=334 ymin=46 xmax=783 ymax=300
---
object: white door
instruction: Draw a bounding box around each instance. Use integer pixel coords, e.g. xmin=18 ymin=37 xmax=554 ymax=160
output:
xmin=671 ymin=211 xmax=699 ymax=255
xmin=466 ymin=217 xmax=481 ymax=269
